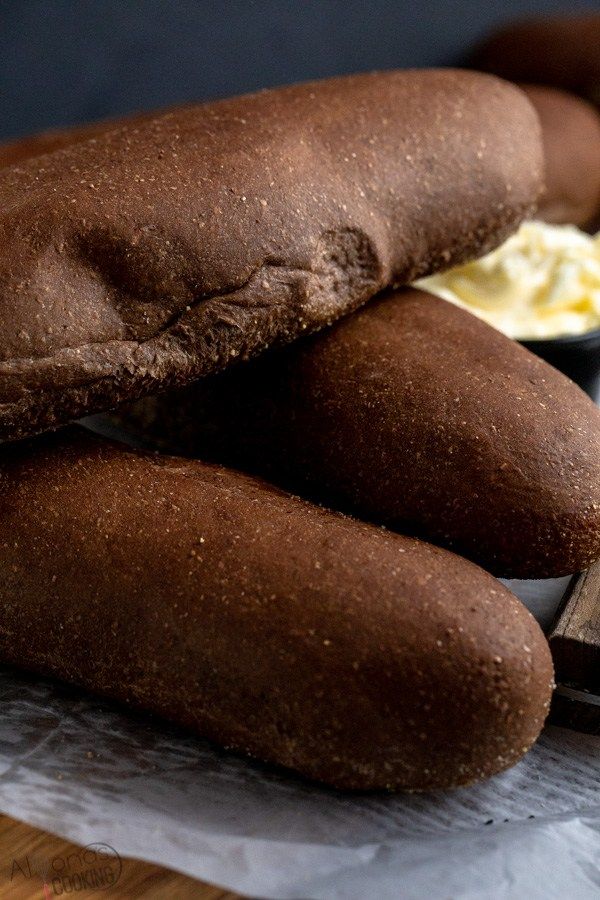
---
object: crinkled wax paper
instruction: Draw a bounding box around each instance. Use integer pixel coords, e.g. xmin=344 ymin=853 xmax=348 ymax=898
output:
xmin=0 ymin=572 xmax=599 ymax=898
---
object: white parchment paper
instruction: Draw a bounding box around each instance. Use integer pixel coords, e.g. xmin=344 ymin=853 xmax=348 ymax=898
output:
xmin=0 ymin=573 xmax=599 ymax=898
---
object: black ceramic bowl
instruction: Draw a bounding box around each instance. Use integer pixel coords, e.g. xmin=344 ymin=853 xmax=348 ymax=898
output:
xmin=521 ymin=327 xmax=600 ymax=399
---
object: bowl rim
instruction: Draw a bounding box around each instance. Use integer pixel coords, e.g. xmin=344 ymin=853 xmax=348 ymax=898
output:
xmin=520 ymin=326 xmax=600 ymax=348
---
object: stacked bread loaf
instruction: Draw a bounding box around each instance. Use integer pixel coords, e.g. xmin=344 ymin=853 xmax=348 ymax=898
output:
xmin=471 ymin=15 xmax=600 ymax=106
xmin=0 ymin=69 xmax=598 ymax=791
xmin=471 ymin=15 xmax=600 ymax=230
xmin=121 ymin=286 xmax=600 ymax=579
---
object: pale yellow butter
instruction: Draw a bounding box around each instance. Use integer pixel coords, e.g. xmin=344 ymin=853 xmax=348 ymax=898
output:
xmin=416 ymin=221 xmax=600 ymax=340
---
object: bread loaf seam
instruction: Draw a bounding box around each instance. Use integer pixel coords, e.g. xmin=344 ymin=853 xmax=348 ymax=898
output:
xmin=0 ymin=69 xmax=544 ymax=440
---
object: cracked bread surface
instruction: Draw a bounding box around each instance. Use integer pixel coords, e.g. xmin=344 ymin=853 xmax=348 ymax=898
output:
xmin=0 ymin=69 xmax=543 ymax=440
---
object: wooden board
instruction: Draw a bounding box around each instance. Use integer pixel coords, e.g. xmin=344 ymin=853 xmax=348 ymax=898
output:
xmin=0 ymin=815 xmax=241 ymax=899
xmin=548 ymin=558 xmax=600 ymax=733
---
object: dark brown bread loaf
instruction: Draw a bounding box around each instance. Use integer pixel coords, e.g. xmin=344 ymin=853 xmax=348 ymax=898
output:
xmin=0 ymin=70 xmax=543 ymax=441
xmin=471 ymin=16 xmax=600 ymax=106
xmin=0 ymin=428 xmax=553 ymax=791
xmin=522 ymin=85 xmax=600 ymax=229
xmin=118 ymin=289 xmax=600 ymax=579
xmin=0 ymin=113 xmax=144 ymax=169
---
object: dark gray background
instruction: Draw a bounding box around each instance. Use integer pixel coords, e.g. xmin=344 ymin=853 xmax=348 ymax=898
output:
xmin=1 ymin=0 xmax=597 ymax=141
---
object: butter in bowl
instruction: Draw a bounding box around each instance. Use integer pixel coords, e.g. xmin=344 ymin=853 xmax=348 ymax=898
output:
xmin=417 ymin=221 xmax=600 ymax=397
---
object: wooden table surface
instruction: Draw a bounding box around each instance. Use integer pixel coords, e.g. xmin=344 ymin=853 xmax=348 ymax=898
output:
xmin=0 ymin=815 xmax=242 ymax=898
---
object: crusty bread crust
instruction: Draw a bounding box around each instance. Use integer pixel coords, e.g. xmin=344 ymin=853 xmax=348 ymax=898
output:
xmin=471 ymin=15 xmax=600 ymax=105
xmin=0 ymin=70 xmax=543 ymax=441
xmin=116 ymin=288 xmax=600 ymax=578
xmin=0 ymin=429 xmax=553 ymax=790
xmin=0 ymin=111 xmax=151 ymax=169
xmin=522 ymin=85 xmax=600 ymax=229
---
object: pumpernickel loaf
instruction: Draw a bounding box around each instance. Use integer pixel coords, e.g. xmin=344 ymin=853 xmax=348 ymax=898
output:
xmin=522 ymin=85 xmax=600 ymax=229
xmin=470 ymin=16 xmax=600 ymax=106
xmin=0 ymin=112 xmax=148 ymax=169
xmin=118 ymin=288 xmax=600 ymax=578
xmin=0 ymin=428 xmax=553 ymax=791
xmin=0 ymin=70 xmax=543 ymax=441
